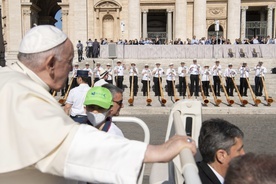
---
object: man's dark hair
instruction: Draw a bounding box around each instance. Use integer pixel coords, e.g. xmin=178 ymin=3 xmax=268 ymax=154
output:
xmin=78 ymin=76 xmax=89 ymax=84
xmin=225 ymin=153 xmax=276 ymax=184
xmin=198 ymin=118 xmax=244 ymax=163
xmin=102 ymin=83 xmax=123 ymax=97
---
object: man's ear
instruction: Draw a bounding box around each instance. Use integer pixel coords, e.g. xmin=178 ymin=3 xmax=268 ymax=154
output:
xmin=45 ymin=55 xmax=56 ymax=77
xmin=215 ymin=149 xmax=228 ymax=164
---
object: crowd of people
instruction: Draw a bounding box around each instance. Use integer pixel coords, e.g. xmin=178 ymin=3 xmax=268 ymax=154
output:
xmin=0 ymin=25 xmax=274 ymax=184
xmin=85 ymin=35 xmax=276 ymax=47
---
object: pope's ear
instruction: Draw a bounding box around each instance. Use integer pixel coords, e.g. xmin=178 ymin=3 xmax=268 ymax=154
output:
xmin=45 ymin=54 xmax=56 ymax=72
xmin=215 ymin=149 xmax=228 ymax=164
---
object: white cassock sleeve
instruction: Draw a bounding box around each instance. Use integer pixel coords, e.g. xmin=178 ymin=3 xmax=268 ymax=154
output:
xmin=36 ymin=124 xmax=147 ymax=184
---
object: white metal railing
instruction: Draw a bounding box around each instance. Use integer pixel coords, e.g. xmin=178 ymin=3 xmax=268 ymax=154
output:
xmin=112 ymin=116 xmax=150 ymax=184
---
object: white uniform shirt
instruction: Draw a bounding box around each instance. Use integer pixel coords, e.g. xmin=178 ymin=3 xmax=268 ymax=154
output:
xmin=93 ymin=66 xmax=103 ymax=78
xmin=152 ymin=67 xmax=164 ymax=77
xmin=189 ymin=64 xmax=201 ymax=75
xmin=239 ymin=66 xmax=250 ymax=78
xmin=224 ymin=68 xmax=237 ymax=78
xmin=72 ymin=67 xmax=80 ymax=77
xmin=129 ymin=67 xmax=139 ymax=76
xmin=166 ymin=68 xmax=177 ymax=81
xmin=178 ymin=66 xmax=188 ymax=77
xmin=106 ymin=68 xmax=113 ymax=80
xmin=254 ymin=65 xmax=267 ymax=77
xmin=66 ymin=83 xmax=90 ymax=116
xmin=142 ymin=68 xmax=152 ymax=81
xmin=201 ymin=68 xmax=211 ymax=81
xmin=114 ymin=65 xmax=125 ymax=76
xmin=83 ymin=67 xmax=93 ymax=77
xmin=211 ymin=65 xmax=222 ymax=76
xmin=0 ymin=61 xmax=147 ymax=184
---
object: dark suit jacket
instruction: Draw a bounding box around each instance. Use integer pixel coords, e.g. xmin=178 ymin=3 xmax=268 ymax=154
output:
xmin=197 ymin=161 xmax=222 ymax=184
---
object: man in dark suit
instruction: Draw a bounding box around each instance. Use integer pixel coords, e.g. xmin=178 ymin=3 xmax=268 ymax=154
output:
xmin=197 ymin=119 xmax=245 ymax=184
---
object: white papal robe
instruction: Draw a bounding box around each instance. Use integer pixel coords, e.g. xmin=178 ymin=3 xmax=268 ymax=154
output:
xmin=0 ymin=61 xmax=147 ymax=184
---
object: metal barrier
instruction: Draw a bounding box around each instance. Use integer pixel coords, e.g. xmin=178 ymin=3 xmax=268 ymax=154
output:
xmin=112 ymin=116 xmax=150 ymax=184
xmin=150 ymin=99 xmax=202 ymax=184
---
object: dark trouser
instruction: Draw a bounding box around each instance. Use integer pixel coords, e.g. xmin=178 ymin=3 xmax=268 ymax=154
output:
xmin=129 ymin=76 xmax=138 ymax=96
xmin=106 ymin=79 xmax=113 ymax=84
xmin=226 ymin=77 xmax=234 ymax=96
xmin=240 ymin=78 xmax=248 ymax=96
xmin=202 ymin=81 xmax=209 ymax=96
xmin=166 ymin=80 xmax=174 ymax=96
xmin=213 ymin=76 xmax=220 ymax=96
xmin=255 ymin=76 xmax=263 ymax=96
xmin=142 ymin=80 xmax=150 ymax=96
xmin=115 ymin=76 xmax=124 ymax=90
xmin=87 ymin=77 xmax=92 ymax=87
xmin=179 ymin=77 xmax=186 ymax=96
xmin=190 ymin=74 xmax=199 ymax=96
xmin=70 ymin=115 xmax=87 ymax=124
xmin=77 ymin=50 xmax=83 ymax=61
xmin=88 ymin=47 xmax=93 ymax=58
xmin=153 ymin=77 xmax=161 ymax=96
xmin=71 ymin=77 xmax=78 ymax=89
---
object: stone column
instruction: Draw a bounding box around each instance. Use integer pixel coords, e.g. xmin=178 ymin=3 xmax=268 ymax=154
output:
xmin=142 ymin=9 xmax=148 ymax=39
xmin=22 ymin=9 xmax=32 ymax=36
xmin=267 ymin=5 xmax=274 ymax=37
xmin=128 ymin=0 xmax=140 ymax=39
xmin=175 ymin=0 xmax=187 ymax=40
xmin=167 ymin=9 xmax=173 ymax=42
xmin=61 ymin=9 xmax=69 ymax=35
xmin=227 ymin=0 xmax=241 ymax=43
xmin=194 ymin=0 xmax=206 ymax=38
xmin=240 ymin=6 xmax=248 ymax=40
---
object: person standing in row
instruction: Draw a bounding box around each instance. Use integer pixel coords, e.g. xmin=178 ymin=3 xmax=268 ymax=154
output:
xmin=64 ymin=70 xmax=90 ymax=124
xmin=212 ymin=60 xmax=222 ymax=96
xmin=71 ymin=62 xmax=81 ymax=89
xmin=189 ymin=59 xmax=200 ymax=96
xmin=224 ymin=63 xmax=237 ymax=96
xmin=178 ymin=61 xmax=187 ymax=97
xmin=86 ymin=38 xmax=93 ymax=58
xmin=166 ymin=63 xmax=177 ymax=97
xmin=83 ymin=62 xmax=93 ymax=87
xmin=76 ymin=40 xmax=83 ymax=62
xmin=239 ymin=62 xmax=250 ymax=97
xmin=105 ymin=63 xmax=113 ymax=84
xmin=254 ymin=61 xmax=267 ymax=96
xmin=128 ymin=62 xmax=139 ymax=96
xmin=152 ymin=62 xmax=165 ymax=96
xmin=114 ymin=60 xmax=125 ymax=90
xmin=141 ymin=64 xmax=152 ymax=96
xmin=93 ymin=62 xmax=103 ymax=84
xmin=201 ymin=65 xmax=211 ymax=97
xmin=92 ymin=39 xmax=100 ymax=58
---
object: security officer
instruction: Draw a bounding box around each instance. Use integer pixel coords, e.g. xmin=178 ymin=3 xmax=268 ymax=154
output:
xmin=64 ymin=70 xmax=91 ymax=123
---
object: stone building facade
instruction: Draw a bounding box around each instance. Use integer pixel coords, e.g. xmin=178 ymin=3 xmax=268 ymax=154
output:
xmin=1 ymin=0 xmax=276 ymax=61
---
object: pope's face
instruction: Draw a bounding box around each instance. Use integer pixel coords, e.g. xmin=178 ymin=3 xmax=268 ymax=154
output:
xmin=52 ymin=39 xmax=74 ymax=90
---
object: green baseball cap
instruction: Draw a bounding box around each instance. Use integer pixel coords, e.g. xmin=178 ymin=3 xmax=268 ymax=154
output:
xmin=84 ymin=86 xmax=113 ymax=109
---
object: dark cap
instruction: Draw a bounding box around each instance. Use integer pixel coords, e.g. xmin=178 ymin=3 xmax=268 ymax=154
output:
xmin=77 ymin=70 xmax=89 ymax=77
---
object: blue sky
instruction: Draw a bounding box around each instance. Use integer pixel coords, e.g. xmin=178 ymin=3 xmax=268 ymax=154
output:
xmin=54 ymin=9 xmax=62 ymax=29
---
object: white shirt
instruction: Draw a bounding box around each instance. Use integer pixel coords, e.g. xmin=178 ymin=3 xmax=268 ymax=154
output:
xmin=93 ymin=66 xmax=103 ymax=78
xmin=208 ymin=164 xmax=224 ymax=184
xmin=201 ymin=68 xmax=211 ymax=81
xmin=129 ymin=67 xmax=139 ymax=76
xmin=224 ymin=68 xmax=237 ymax=78
xmin=254 ymin=65 xmax=267 ymax=77
xmin=189 ymin=64 xmax=201 ymax=75
xmin=114 ymin=65 xmax=125 ymax=76
xmin=83 ymin=67 xmax=93 ymax=77
xmin=178 ymin=66 xmax=188 ymax=77
xmin=106 ymin=67 xmax=113 ymax=80
xmin=152 ymin=67 xmax=164 ymax=77
xmin=239 ymin=66 xmax=250 ymax=78
xmin=108 ymin=123 xmax=124 ymax=137
xmin=66 ymin=83 xmax=90 ymax=116
xmin=212 ymin=64 xmax=222 ymax=76
xmin=142 ymin=68 xmax=152 ymax=81
xmin=166 ymin=68 xmax=176 ymax=81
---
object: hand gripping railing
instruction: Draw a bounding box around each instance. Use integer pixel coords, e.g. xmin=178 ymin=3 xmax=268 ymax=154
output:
xmin=112 ymin=116 xmax=150 ymax=184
